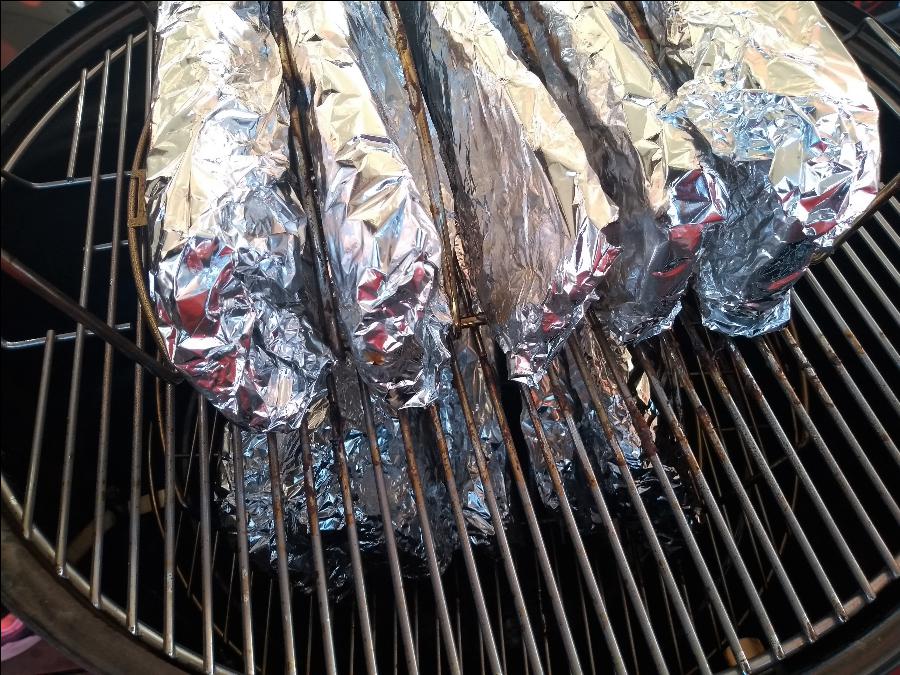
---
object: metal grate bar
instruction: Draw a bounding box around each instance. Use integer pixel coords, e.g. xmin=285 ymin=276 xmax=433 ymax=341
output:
xmin=90 ymin=34 xmax=133 ymax=609
xmin=879 ymin=204 xmax=900 ymax=247
xmin=197 ymin=401 xmax=216 ymax=673
xmin=579 ymin=319 xmax=714 ymax=674
xmin=818 ymin=259 xmax=900 ymax=364
xmin=22 ymin=331 xmax=55 ymax=540
xmin=633 ymin=346 xmax=789 ymax=650
xmin=428 ymin=405 xmax=504 ymax=675
xmin=469 ymin=328 xmax=581 ymax=675
xmin=682 ymin=325 xmax=847 ymax=620
xmin=265 ymin=433 xmax=299 ymax=675
xmin=725 ymin=338 xmax=875 ymax=599
xmin=755 ymin=337 xmax=899 ymax=574
xmin=448 ymin=344 xmax=545 ymax=675
xmin=839 ymin=244 xmax=900 ymax=328
xmin=859 ymin=221 xmax=900 ymax=285
xmin=792 ymin=294 xmax=899 ymax=459
xmin=55 ymin=49 xmax=111 ymax=577
xmin=593 ymin=328 xmax=754 ymax=666
xmin=804 ymin=272 xmax=900 ymax=411
xmin=299 ymin=418 xmax=338 ymax=675
xmin=524 ymin=377 xmax=627 ymax=674
xmin=324 ymin=380 xmax=377 ymax=675
xmin=779 ymin=329 xmax=900 ymax=509
xmin=2 ymin=323 xmax=132 ymax=352
xmin=2 ymin=31 xmax=146 ymax=178
xmin=164 ymin=383 xmax=177 ymax=656
xmin=126 ymin=24 xmax=153 ymax=638
xmin=357 ymin=382 xmax=419 ymax=674
xmin=565 ymin=339 xmax=671 ymax=674
xmin=229 ymin=425 xmax=257 ymax=673
xmin=66 ymin=68 xmax=87 ymax=178
xmin=397 ymin=410 xmax=462 ymax=675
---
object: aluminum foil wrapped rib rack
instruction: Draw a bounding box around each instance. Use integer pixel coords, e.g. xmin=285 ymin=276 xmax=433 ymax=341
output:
xmin=145 ymin=0 xmax=333 ymax=432
xmin=400 ymin=0 xmax=620 ymax=387
xmin=495 ymin=0 xmax=726 ymax=343
xmin=180 ymin=0 xmax=513 ymax=586
xmin=642 ymin=0 xmax=881 ymax=336
xmin=282 ymin=0 xmax=453 ymax=408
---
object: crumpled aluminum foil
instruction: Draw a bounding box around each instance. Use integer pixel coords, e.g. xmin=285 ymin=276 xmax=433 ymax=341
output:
xmin=401 ymin=1 xmax=620 ymax=386
xmin=218 ymin=358 xmax=457 ymax=594
xmin=283 ymin=1 xmax=451 ymax=407
xmin=518 ymin=1 xmax=727 ymax=342
xmin=522 ymin=327 xmax=688 ymax=551
xmin=642 ymin=1 xmax=880 ymax=336
xmin=146 ymin=1 xmax=333 ymax=432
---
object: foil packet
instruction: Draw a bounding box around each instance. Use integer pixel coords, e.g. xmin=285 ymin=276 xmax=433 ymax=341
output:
xmin=513 ymin=1 xmax=726 ymax=342
xmin=217 ymin=358 xmax=457 ymax=594
xmin=146 ymin=1 xmax=333 ymax=432
xmin=642 ymin=1 xmax=880 ymax=336
xmin=401 ymin=1 xmax=620 ymax=386
xmin=523 ymin=328 xmax=688 ymax=551
xmin=283 ymin=1 xmax=451 ymax=408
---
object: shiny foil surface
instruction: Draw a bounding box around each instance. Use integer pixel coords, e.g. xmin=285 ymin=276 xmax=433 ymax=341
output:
xmin=147 ymin=1 xmax=333 ymax=431
xmin=218 ymin=358 xmax=457 ymax=593
xmin=522 ymin=1 xmax=726 ymax=342
xmin=401 ymin=1 xmax=620 ymax=386
xmin=642 ymin=1 xmax=880 ymax=336
xmin=283 ymin=1 xmax=451 ymax=408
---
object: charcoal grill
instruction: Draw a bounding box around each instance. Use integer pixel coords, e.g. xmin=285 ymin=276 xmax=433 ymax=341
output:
xmin=2 ymin=2 xmax=899 ymax=674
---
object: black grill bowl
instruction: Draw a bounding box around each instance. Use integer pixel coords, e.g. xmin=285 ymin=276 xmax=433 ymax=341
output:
xmin=2 ymin=3 xmax=899 ymax=674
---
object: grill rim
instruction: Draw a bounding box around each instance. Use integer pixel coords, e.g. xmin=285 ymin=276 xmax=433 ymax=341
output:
xmin=1 ymin=2 xmax=899 ymax=674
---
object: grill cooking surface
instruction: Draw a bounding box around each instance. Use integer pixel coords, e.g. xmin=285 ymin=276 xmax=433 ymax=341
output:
xmin=1 ymin=5 xmax=898 ymax=674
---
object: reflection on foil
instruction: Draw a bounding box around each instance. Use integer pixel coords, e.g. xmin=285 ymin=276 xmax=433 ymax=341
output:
xmin=642 ymin=1 xmax=880 ymax=336
xmin=283 ymin=1 xmax=451 ymax=408
xmin=522 ymin=327 xmax=688 ymax=551
xmin=218 ymin=358 xmax=466 ymax=594
xmin=512 ymin=1 xmax=726 ymax=342
xmin=401 ymin=1 xmax=619 ymax=386
xmin=147 ymin=1 xmax=333 ymax=432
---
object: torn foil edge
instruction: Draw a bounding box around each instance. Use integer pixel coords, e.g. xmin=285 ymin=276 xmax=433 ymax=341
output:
xmin=401 ymin=1 xmax=620 ymax=386
xmin=641 ymin=1 xmax=880 ymax=336
xmin=147 ymin=1 xmax=333 ymax=432
xmin=282 ymin=1 xmax=451 ymax=408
